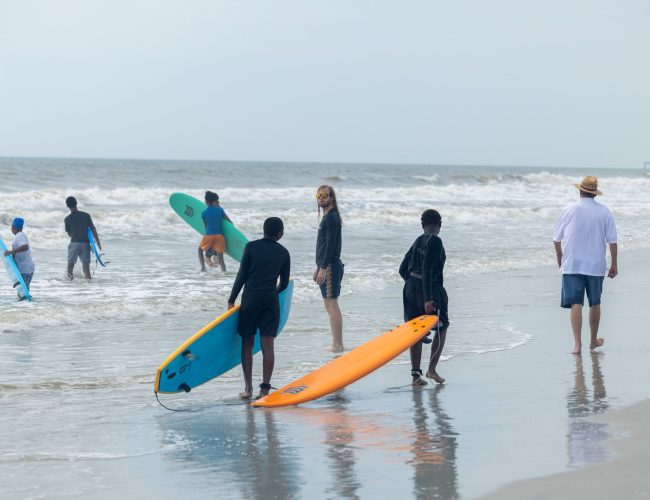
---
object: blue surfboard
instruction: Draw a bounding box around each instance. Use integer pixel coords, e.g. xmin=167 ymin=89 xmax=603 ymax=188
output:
xmin=0 ymin=239 xmax=32 ymax=301
xmin=155 ymin=280 xmax=294 ymax=394
xmin=87 ymin=228 xmax=106 ymax=267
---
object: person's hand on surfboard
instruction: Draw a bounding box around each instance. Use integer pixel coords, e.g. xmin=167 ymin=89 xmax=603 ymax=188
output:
xmin=227 ymin=302 xmax=235 ymax=310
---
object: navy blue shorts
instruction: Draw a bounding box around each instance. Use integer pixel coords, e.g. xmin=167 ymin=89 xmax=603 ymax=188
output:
xmin=319 ymin=260 xmax=344 ymax=299
xmin=561 ymin=274 xmax=604 ymax=308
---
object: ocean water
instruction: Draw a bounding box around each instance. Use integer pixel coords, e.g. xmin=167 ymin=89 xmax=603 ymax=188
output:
xmin=1 ymin=158 xmax=649 ymax=498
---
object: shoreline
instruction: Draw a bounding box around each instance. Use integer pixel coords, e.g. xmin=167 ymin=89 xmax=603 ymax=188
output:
xmin=477 ymin=398 xmax=650 ymax=499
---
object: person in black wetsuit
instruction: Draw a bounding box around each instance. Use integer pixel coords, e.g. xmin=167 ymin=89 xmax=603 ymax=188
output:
xmin=314 ymin=184 xmax=344 ymax=352
xmin=227 ymin=217 xmax=291 ymax=400
xmin=399 ymin=209 xmax=449 ymax=386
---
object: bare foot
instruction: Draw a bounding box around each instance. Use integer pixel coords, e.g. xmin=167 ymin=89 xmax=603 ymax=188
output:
xmin=590 ymin=338 xmax=605 ymax=350
xmin=239 ymin=389 xmax=252 ymax=400
xmin=412 ymin=376 xmax=428 ymax=387
xmin=328 ymin=344 xmax=344 ymax=353
xmin=571 ymin=345 xmax=582 ymax=355
xmin=426 ymin=370 xmax=445 ymax=384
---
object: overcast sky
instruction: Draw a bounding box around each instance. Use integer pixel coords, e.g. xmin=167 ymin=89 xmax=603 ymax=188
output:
xmin=0 ymin=0 xmax=648 ymax=167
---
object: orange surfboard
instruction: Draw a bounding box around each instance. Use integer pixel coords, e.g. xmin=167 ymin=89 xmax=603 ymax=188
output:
xmin=252 ymin=315 xmax=438 ymax=408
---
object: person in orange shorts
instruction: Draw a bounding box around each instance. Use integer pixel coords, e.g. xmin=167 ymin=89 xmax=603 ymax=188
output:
xmin=199 ymin=191 xmax=232 ymax=272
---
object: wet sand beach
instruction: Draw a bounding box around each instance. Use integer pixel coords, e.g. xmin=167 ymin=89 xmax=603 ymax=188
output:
xmin=3 ymin=247 xmax=647 ymax=499
xmin=479 ymin=398 xmax=650 ymax=500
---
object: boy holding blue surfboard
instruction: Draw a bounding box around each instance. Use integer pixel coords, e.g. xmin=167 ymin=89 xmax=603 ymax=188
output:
xmin=227 ymin=217 xmax=291 ymax=400
xmin=4 ymin=217 xmax=35 ymax=298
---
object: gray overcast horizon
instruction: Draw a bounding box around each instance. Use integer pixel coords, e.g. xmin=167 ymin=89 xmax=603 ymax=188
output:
xmin=1 ymin=0 xmax=648 ymax=169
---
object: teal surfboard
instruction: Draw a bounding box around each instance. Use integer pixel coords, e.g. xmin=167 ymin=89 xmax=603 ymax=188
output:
xmin=169 ymin=192 xmax=248 ymax=262
xmin=0 ymin=239 xmax=31 ymax=301
xmin=87 ymin=228 xmax=107 ymax=267
xmin=154 ymin=279 xmax=294 ymax=394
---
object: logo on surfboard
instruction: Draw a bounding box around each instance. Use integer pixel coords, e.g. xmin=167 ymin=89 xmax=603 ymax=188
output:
xmin=282 ymin=385 xmax=308 ymax=395
xmin=184 ymin=205 xmax=194 ymax=217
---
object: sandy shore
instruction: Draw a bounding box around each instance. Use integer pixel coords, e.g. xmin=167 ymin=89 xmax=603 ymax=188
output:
xmin=479 ymin=398 xmax=650 ymax=500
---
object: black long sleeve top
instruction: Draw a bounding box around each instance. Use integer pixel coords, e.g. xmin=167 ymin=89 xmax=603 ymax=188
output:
xmin=399 ymin=233 xmax=446 ymax=303
xmin=228 ymin=237 xmax=291 ymax=304
xmin=315 ymin=209 xmax=342 ymax=268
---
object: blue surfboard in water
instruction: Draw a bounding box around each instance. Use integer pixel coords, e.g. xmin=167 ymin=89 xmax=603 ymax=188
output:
xmin=0 ymin=239 xmax=32 ymax=301
xmin=155 ymin=280 xmax=294 ymax=394
xmin=87 ymin=228 xmax=106 ymax=267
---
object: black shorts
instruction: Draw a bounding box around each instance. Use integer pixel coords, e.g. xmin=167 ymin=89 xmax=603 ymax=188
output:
xmin=403 ymin=275 xmax=449 ymax=327
xmin=319 ymin=259 xmax=344 ymax=299
xmin=238 ymin=289 xmax=280 ymax=337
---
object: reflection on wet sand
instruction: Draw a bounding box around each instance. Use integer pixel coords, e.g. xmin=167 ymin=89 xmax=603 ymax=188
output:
xmin=244 ymin=408 xmax=300 ymax=499
xmin=280 ymin=391 xmax=416 ymax=498
xmin=321 ymin=393 xmax=361 ymax=499
xmin=566 ymin=353 xmax=610 ymax=467
xmin=157 ymin=407 xmax=300 ymax=499
xmin=157 ymin=387 xmax=458 ymax=499
xmin=410 ymin=386 xmax=459 ymax=499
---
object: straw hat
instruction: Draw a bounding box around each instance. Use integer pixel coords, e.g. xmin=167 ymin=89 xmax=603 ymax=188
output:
xmin=574 ymin=176 xmax=602 ymax=196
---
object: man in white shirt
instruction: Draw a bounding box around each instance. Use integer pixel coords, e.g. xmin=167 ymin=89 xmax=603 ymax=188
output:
xmin=553 ymin=176 xmax=618 ymax=354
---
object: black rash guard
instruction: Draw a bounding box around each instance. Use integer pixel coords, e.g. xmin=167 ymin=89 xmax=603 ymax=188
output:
xmin=228 ymin=237 xmax=290 ymax=304
xmin=315 ymin=208 xmax=342 ymax=268
xmin=399 ymin=233 xmax=446 ymax=303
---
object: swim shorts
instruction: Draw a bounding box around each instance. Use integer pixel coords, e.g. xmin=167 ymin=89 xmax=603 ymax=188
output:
xmin=561 ymin=274 xmax=604 ymax=308
xmin=319 ymin=259 xmax=344 ymax=299
xmin=402 ymin=275 xmax=450 ymax=327
xmin=68 ymin=242 xmax=91 ymax=264
xmin=238 ymin=289 xmax=280 ymax=337
xmin=200 ymin=234 xmax=226 ymax=254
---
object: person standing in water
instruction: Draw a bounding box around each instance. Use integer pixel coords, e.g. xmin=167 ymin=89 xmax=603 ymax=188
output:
xmin=553 ymin=176 xmax=618 ymax=354
xmin=4 ymin=217 xmax=35 ymax=299
xmin=199 ymin=191 xmax=232 ymax=272
xmin=314 ymin=185 xmax=344 ymax=352
xmin=228 ymin=217 xmax=290 ymax=400
xmin=399 ymin=209 xmax=449 ymax=386
xmin=64 ymin=196 xmax=100 ymax=280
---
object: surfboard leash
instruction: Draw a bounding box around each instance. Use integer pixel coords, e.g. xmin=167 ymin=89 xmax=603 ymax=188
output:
xmin=155 ymin=391 xmax=192 ymax=412
xmin=428 ymin=317 xmax=442 ymax=366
